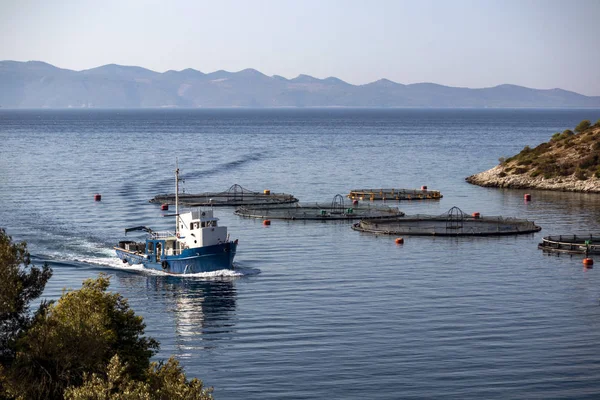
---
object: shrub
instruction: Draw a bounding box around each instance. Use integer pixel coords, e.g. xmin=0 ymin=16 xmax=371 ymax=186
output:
xmin=514 ymin=167 xmax=528 ymax=174
xmin=581 ymin=134 xmax=594 ymax=143
xmin=575 ymin=168 xmax=588 ymax=180
xmin=551 ymin=132 xmax=561 ymax=141
xmin=0 ymin=228 xmax=52 ymax=365
xmin=559 ymin=130 xmax=574 ymax=141
xmin=4 ymin=274 xmax=159 ymax=399
xmin=575 ymin=120 xmax=591 ymax=133
xmin=520 ymin=145 xmax=532 ymax=155
xmin=559 ymin=162 xmax=576 ymax=176
xmin=64 ymin=355 xmax=213 ymax=400
xmin=530 ymin=170 xmax=540 ymax=178
xmin=518 ymin=159 xmax=533 ymax=166
xmin=579 ymin=154 xmax=600 ymax=170
xmin=532 ymin=142 xmax=551 ymax=154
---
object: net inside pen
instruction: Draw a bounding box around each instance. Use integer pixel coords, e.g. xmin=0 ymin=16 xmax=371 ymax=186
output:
xmin=235 ymin=194 xmax=404 ymax=220
xmin=150 ymin=184 xmax=299 ymax=206
xmin=352 ymin=206 xmax=541 ymax=236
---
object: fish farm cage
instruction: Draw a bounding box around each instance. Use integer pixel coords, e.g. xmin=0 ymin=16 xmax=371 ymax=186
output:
xmin=538 ymin=235 xmax=600 ymax=255
xmin=150 ymin=184 xmax=298 ymax=207
xmin=347 ymin=188 xmax=443 ymax=201
xmin=351 ymin=206 xmax=541 ymax=236
xmin=234 ymin=194 xmax=404 ymax=221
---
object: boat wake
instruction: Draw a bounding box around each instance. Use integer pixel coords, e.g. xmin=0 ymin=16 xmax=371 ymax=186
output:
xmin=72 ymin=256 xmax=260 ymax=278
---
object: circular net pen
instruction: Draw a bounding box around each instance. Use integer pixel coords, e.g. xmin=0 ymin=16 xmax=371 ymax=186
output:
xmin=150 ymin=184 xmax=298 ymax=207
xmin=352 ymin=206 xmax=541 ymax=236
xmin=348 ymin=188 xmax=443 ymax=201
xmin=234 ymin=194 xmax=404 ymax=221
xmin=538 ymin=234 xmax=600 ymax=255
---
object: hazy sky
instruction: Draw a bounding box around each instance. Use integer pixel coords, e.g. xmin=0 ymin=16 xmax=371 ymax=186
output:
xmin=1 ymin=0 xmax=599 ymax=95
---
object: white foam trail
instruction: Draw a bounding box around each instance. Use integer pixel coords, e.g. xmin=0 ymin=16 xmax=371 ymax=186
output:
xmin=72 ymin=256 xmax=259 ymax=278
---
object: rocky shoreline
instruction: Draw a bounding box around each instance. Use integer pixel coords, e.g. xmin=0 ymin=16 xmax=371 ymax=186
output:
xmin=466 ymin=165 xmax=600 ymax=193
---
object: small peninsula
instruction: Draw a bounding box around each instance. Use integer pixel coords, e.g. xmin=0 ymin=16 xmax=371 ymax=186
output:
xmin=466 ymin=119 xmax=600 ymax=193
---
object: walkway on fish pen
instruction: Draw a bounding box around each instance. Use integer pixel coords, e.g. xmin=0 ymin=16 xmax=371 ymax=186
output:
xmin=352 ymin=206 xmax=541 ymax=236
xmin=150 ymin=184 xmax=298 ymax=207
xmin=538 ymin=234 xmax=600 ymax=254
xmin=347 ymin=187 xmax=443 ymax=201
xmin=234 ymin=194 xmax=404 ymax=221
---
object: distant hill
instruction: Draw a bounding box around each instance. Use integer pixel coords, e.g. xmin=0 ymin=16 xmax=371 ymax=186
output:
xmin=1 ymin=60 xmax=599 ymax=108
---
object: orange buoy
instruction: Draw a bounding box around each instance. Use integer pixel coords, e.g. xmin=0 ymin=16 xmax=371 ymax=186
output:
xmin=263 ymin=219 xmax=271 ymax=226
xmin=583 ymin=258 xmax=594 ymax=267
xmin=395 ymin=237 xmax=404 ymax=245
xmin=94 ymin=194 xmax=101 ymax=201
xmin=524 ymin=194 xmax=532 ymax=201
xmin=472 ymin=212 xmax=481 ymax=219
xmin=421 ymin=185 xmax=428 ymax=190
xmin=264 ymin=189 xmax=271 ymax=195
xmin=161 ymin=203 xmax=169 ymax=211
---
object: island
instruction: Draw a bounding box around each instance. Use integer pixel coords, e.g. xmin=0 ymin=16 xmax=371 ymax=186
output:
xmin=466 ymin=119 xmax=600 ymax=193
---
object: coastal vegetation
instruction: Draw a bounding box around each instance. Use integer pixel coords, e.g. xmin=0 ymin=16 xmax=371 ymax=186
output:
xmin=0 ymin=229 xmax=212 ymax=400
xmin=502 ymin=119 xmax=600 ymax=180
xmin=467 ymin=119 xmax=600 ymax=192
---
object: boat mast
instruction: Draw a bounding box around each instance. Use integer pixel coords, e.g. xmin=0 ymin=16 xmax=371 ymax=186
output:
xmin=175 ymin=160 xmax=179 ymax=236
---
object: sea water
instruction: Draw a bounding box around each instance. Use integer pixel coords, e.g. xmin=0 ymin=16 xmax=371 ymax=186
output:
xmin=2 ymin=108 xmax=600 ymax=399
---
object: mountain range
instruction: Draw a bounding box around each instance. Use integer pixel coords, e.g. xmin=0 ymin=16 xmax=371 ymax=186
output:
xmin=1 ymin=60 xmax=599 ymax=109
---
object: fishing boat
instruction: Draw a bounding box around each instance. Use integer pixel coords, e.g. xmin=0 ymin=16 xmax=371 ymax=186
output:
xmin=114 ymin=166 xmax=238 ymax=274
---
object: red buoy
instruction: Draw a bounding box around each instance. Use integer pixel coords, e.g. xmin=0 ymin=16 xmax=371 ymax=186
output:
xmin=395 ymin=237 xmax=404 ymax=245
xmin=161 ymin=203 xmax=169 ymax=211
xmin=352 ymin=200 xmax=359 ymax=206
xmin=421 ymin=185 xmax=428 ymax=190
xmin=472 ymin=212 xmax=481 ymax=219
xmin=524 ymin=194 xmax=532 ymax=201
xmin=263 ymin=219 xmax=271 ymax=226
xmin=94 ymin=194 xmax=101 ymax=201
xmin=583 ymin=258 xmax=594 ymax=267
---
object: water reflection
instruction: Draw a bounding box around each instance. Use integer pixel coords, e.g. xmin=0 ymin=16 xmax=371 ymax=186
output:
xmin=115 ymin=273 xmax=237 ymax=352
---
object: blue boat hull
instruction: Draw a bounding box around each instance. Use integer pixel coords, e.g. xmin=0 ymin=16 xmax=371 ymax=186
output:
xmin=115 ymin=241 xmax=237 ymax=274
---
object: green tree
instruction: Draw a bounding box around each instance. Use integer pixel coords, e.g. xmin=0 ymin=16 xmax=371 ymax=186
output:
xmin=1 ymin=233 xmax=209 ymax=400
xmin=64 ymin=355 xmax=213 ymax=400
xmin=575 ymin=120 xmax=591 ymax=133
xmin=0 ymin=228 xmax=52 ymax=366
xmin=3 ymin=274 xmax=159 ymax=399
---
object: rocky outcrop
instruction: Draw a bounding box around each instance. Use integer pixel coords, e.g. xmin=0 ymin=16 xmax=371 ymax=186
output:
xmin=466 ymin=165 xmax=600 ymax=192
xmin=466 ymin=122 xmax=600 ymax=193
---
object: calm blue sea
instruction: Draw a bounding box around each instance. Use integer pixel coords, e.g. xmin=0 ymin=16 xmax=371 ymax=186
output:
xmin=2 ymin=108 xmax=600 ymax=399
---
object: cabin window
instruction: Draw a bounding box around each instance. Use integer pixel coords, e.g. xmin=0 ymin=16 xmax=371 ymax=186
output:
xmin=201 ymin=222 xmax=206 ymax=228
xmin=148 ymin=242 xmax=154 ymax=254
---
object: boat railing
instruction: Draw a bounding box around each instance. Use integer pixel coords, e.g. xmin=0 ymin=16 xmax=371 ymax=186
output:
xmin=150 ymin=231 xmax=175 ymax=239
